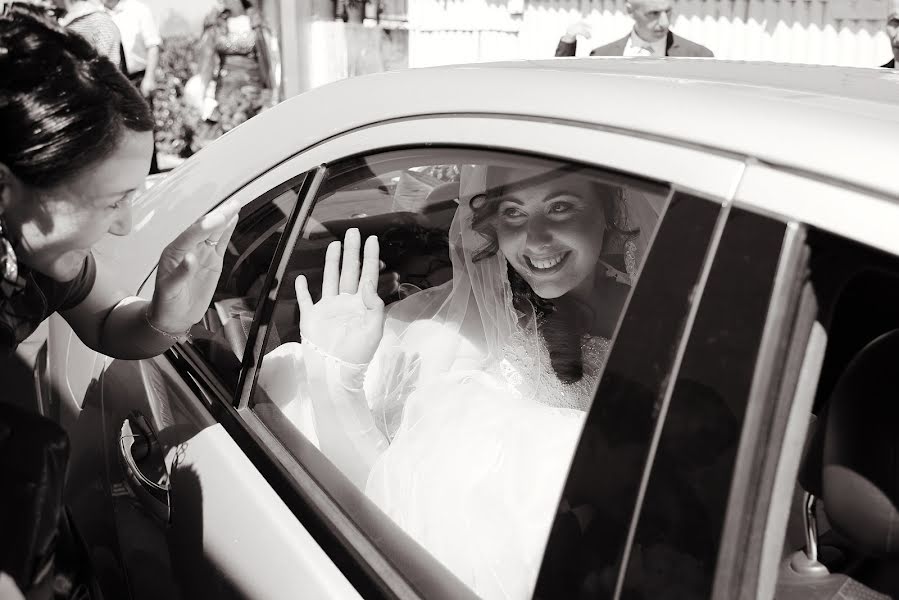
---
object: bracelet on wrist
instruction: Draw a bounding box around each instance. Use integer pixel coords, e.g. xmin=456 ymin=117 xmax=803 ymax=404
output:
xmin=144 ymin=307 xmax=193 ymax=344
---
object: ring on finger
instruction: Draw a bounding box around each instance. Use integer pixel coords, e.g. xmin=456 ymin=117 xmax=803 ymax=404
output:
xmin=204 ymin=239 xmax=219 ymax=247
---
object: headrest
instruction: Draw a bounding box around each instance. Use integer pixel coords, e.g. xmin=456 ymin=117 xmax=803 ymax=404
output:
xmin=822 ymin=328 xmax=899 ymax=557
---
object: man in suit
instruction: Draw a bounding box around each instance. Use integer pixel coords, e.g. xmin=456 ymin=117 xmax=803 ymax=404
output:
xmin=882 ymin=0 xmax=898 ymax=68
xmin=555 ymin=0 xmax=713 ymax=58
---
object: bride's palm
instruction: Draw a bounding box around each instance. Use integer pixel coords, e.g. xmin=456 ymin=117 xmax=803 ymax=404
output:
xmin=296 ymin=229 xmax=385 ymax=365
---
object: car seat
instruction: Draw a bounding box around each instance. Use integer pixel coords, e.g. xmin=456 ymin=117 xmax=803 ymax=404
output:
xmin=778 ymin=329 xmax=899 ymax=599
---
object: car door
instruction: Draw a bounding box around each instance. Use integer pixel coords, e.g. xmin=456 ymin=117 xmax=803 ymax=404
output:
xmin=532 ymin=191 xmax=810 ymax=600
xmin=73 ymin=115 xmax=746 ymax=600
xmin=567 ymin=164 xmax=899 ymax=600
xmin=720 ymin=166 xmax=899 ymax=600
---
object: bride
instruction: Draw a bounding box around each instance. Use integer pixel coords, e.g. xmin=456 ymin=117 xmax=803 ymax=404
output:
xmin=259 ymin=162 xmax=657 ymax=599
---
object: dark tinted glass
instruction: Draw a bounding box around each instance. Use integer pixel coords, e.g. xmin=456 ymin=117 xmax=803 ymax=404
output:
xmin=620 ymin=208 xmax=786 ymax=599
xmin=535 ymin=192 xmax=722 ymax=600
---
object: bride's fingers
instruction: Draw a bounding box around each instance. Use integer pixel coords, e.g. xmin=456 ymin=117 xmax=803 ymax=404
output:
xmin=360 ymin=235 xmax=380 ymax=292
xmin=322 ymin=240 xmax=341 ymax=297
xmin=295 ymin=274 xmax=313 ymax=312
xmin=338 ymin=228 xmax=361 ymax=295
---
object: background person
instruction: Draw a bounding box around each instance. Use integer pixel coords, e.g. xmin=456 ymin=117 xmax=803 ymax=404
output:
xmin=555 ymin=0 xmax=713 ymax=57
xmin=191 ymin=0 xmax=278 ymax=149
xmin=102 ymin=0 xmax=161 ymax=172
xmin=56 ymin=0 xmax=121 ymax=67
xmin=883 ymin=0 xmax=898 ymax=68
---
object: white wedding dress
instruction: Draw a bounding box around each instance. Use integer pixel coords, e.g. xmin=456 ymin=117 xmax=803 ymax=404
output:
xmin=364 ymin=332 xmax=609 ymax=599
xmin=260 ymin=326 xmax=609 ymax=600
xmin=257 ymin=164 xmax=655 ymax=599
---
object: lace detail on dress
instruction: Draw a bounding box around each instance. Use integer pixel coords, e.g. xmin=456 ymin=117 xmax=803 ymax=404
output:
xmin=500 ymin=329 xmax=611 ymax=412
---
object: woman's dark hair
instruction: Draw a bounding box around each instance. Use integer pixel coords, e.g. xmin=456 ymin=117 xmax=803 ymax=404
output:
xmin=470 ymin=165 xmax=636 ymax=384
xmin=0 ymin=13 xmax=154 ymax=188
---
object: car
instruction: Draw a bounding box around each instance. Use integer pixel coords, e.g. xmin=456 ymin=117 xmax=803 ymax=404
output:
xmin=35 ymin=57 xmax=899 ymax=600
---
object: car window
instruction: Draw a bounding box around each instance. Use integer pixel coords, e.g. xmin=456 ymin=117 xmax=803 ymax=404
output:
xmin=186 ymin=175 xmax=306 ymax=394
xmin=250 ymin=147 xmax=678 ymax=599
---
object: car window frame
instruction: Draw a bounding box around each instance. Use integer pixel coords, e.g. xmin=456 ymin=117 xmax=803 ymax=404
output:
xmin=705 ymin=219 xmax=811 ymax=600
xmin=159 ymin=115 xmax=747 ymax=599
xmin=247 ymin=146 xmax=683 ymax=600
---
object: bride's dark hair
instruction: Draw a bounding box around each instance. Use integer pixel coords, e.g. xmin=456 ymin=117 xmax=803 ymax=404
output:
xmin=470 ymin=166 xmax=635 ymax=384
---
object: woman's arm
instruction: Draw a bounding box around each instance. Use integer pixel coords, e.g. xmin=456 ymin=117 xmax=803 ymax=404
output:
xmin=61 ymin=272 xmax=175 ymax=359
xmin=61 ymin=200 xmax=239 ymax=360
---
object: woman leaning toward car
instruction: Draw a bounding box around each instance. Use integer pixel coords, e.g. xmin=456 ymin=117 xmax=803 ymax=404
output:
xmin=0 ymin=12 xmax=238 ymax=596
xmin=0 ymin=12 xmax=238 ymax=359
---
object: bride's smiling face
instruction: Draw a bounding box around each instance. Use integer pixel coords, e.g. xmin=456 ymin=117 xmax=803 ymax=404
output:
xmin=492 ymin=169 xmax=606 ymax=299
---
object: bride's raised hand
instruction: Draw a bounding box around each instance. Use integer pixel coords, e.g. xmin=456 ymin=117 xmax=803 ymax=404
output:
xmin=295 ymin=228 xmax=385 ymax=365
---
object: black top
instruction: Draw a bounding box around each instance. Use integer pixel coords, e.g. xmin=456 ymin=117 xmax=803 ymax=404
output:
xmin=0 ymin=254 xmax=96 ymax=356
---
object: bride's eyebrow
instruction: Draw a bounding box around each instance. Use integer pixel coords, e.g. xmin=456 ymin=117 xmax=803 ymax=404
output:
xmin=543 ymin=190 xmax=582 ymax=203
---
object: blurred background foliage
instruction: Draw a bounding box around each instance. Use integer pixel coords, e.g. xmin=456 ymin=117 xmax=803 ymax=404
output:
xmin=151 ymin=36 xmax=272 ymax=161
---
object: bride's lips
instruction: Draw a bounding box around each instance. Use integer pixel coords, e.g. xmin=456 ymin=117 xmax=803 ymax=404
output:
xmin=524 ymin=251 xmax=570 ymax=275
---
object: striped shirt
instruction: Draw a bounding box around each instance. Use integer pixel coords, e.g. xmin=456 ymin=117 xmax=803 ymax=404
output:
xmin=61 ymin=2 xmax=122 ymax=67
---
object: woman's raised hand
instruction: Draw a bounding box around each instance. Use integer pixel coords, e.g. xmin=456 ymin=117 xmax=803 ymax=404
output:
xmin=149 ymin=199 xmax=240 ymax=336
xmin=296 ymin=229 xmax=386 ymax=365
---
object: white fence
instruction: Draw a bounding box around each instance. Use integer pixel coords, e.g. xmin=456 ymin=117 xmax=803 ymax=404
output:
xmin=407 ymin=0 xmax=892 ymax=68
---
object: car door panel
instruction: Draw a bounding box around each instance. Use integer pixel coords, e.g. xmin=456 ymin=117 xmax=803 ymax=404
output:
xmin=72 ymin=319 xmax=363 ymax=599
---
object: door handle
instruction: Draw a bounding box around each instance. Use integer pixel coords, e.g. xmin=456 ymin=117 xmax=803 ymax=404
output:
xmin=118 ymin=411 xmax=170 ymax=523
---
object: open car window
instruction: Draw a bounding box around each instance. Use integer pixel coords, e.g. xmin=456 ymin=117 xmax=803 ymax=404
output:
xmin=247 ymin=147 xmax=688 ymax=598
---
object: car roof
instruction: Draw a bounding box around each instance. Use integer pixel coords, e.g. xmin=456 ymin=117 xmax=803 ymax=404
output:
xmin=181 ymin=58 xmax=897 ymax=198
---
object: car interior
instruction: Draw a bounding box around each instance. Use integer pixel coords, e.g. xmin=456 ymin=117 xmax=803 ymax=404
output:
xmin=776 ymin=229 xmax=899 ymax=599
